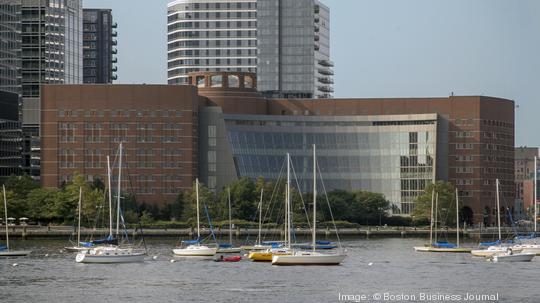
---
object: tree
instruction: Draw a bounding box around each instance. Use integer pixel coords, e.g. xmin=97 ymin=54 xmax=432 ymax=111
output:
xmin=26 ymin=187 xmax=60 ymax=223
xmin=1 ymin=174 xmax=40 ymax=219
xmin=322 ymin=190 xmax=354 ymax=221
xmin=412 ymin=181 xmax=456 ymax=226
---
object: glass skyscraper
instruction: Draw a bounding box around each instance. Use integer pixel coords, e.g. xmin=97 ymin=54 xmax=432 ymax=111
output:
xmin=83 ymin=9 xmax=117 ymax=84
xmin=20 ymin=0 xmax=83 ymax=179
xmin=167 ymin=0 xmax=257 ymax=85
xmin=257 ymin=0 xmax=333 ymax=98
xmin=0 ymin=0 xmax=21 ymax=96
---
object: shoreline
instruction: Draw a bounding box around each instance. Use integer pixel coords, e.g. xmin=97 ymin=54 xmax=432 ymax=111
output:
xmin=0 ymin=226 xmax=524 ymax=240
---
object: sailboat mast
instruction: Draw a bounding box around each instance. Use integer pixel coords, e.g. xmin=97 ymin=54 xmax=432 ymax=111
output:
xmin=228 ymin=187 xmax=232 ymax=245
xmin=258 ymin=188 xmax=263 ymax=246
xmin=107 ymin=156 xmax=113 ymax=237
xmin=286 ymin=153 xmax=291 ymax=249
xmin=535 ymin=156 xmax=537 ymax=235
xmin=434 ymin=192 xmax=439 ymax=244
xmin=116 ymin=142 xmax=123 ymax=238
xmin=429 ymin=189 xmax=434 ymax=245
xmin=78 ymin=187 xmax=82 ymax=246
xmin=3 ymin=185 xmax=9 ymax=250
xmin=312 ymin=145 xmax=317 ymax=251
xmin=196 ymin=178 xmax=200 ymax=240
xmin=496 ymin=179 xmax=501 ymax=242
xmin=455 ymin=188 xmax=459 ymax=247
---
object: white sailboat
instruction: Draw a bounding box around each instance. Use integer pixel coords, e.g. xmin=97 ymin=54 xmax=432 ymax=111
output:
xmin=246 ymin=189 xmax=273 ymax=251
xmin=272 ymin=145 xmax=346 ymax=266
xmin=471 ymin=179 xmax=508 ymax=257
xmin=76 ymin=143 xmax=146 ymax=263
xmin=64 ymin=187 xmax=91 ymax=252
xmin=217 ymin=188 xmax=241 ymax=253
xmin=173 ymin=179 xmax=217 ymax=256
xmin=0 ymin=185 xmax=32 ymax=257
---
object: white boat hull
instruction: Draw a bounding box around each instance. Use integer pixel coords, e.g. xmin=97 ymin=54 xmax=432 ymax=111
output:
xmin=0 ymin=250 xmax=32 ymax=257
xmin=272 ymin=251 xmax=346 ymax=266
xmin=75 ymin=247 xmax=145 ymax=263
xmin=173 ymin=245 xmax=217 ymax=256
xmin=216 ymin=247 xmax=242 ymax=253
xmin=491 ymin=253 xmax=535 ymax=263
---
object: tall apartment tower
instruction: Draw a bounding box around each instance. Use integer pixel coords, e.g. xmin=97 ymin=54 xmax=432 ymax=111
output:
xmin=20 ymin=0 xmax=83 ymax=179
xmin=167 ymin=0 xmax=257 ymax=85
xmin=0 ymin=0 xmax=21 ymax=96
xmin=83 ymin=9 xmax=118 ymax=84
xmin=257 ymin=0 xmax=333 ymax=99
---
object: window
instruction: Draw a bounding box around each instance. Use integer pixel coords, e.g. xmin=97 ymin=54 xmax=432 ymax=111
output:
xmin=196 ymin=76 xmax=205 ymax=88
xmin=228 ymin=75 xmax=239 ymax=88
xmin=211 ymin=75 xmax=222 ymax=88
xmin=244 ymin=75 xmax=253 ymax=88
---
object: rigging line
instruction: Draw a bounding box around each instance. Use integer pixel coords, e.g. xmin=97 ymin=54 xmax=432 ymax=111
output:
xmin=260 ymin=159 xmax=286 ymax=242
xmin=317 ymin=160 xmax=343 ymax=250
xmin=289 ymin=158 xmax=312 ymax=231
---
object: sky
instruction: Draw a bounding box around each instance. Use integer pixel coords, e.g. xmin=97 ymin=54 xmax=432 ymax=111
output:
xmin=83 ymin=0 xmax=540 ymax=147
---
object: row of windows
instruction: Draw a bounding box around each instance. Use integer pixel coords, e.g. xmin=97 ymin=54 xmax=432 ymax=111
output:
xmin=58 ymin=109 xmax=187 ymax=118
xmin=455 ymin=155 xmax=474 ymax=161
xmin=455 ymin=131 xmax=474 ymax=138
xmin=59 ymin=162 xmax=186 ymax=170
xmin=169 ymin=57 xmax=255 ymax=69
xmin=58 ymin=136 xmax=185 ymax=144
xmin=168 ymin=20 xmax=256 ymax=32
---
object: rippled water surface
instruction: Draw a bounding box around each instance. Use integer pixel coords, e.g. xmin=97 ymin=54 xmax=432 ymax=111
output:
xmin=1 ymin=237 xmax=539 ymax=302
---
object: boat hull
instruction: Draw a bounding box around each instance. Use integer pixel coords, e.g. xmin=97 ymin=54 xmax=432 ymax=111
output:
xmin=272 ymin=253 xmax=346 ymax=266
xmin=512 ymin=245 xmax=540 ymax=255
xmin=491 ymin=253 xmax=535 ymax=263
xmin=0 ymin=250 xmax=32 ymax=257
xmin=216 ymin=247 xmax=242 ymax=253
xmin=471 ymin=247 xmax=518 ymax=257
xmin=414 ymin=246 xmax=471 ymax=253
xmin=64 ymin=246 xmax=92 ymax=252
xmin=173 ymin=245 xmax=217 ymax=256
xmin=75 ymin=252 xmax=145 ymax=263
xmin=248 ymin=249 xmax=291 ymax=262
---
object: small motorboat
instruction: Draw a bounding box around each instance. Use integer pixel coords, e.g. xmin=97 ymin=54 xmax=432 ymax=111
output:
xmin=488 ymin=248 xmax=535 ymax=263
xmin=214 ymin=255 xmax=242 ymax=262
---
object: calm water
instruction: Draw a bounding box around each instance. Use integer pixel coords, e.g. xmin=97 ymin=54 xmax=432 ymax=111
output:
xmin=1 ymin=237 xmax=538 ymax=303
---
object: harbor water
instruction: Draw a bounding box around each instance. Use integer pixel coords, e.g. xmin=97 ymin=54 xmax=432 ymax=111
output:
xmin=1 ymin=237 xmax=538 ymax=302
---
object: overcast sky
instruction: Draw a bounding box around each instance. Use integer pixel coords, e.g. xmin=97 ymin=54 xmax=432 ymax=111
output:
xmin=83 ymin=0 xmax=540 ymax=147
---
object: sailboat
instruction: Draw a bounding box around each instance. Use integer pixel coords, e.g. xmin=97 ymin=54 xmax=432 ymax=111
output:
xmin=272 ymin=145 xmax=346 ymax=266
xmin=76 ymin=143 xmax=146 ymax=263
xmin=414 ymin=188 xmax=471 ymax=253
xmin=216 ymin=188 xmax=241 ymax=253
xmin=173 ymin=179 xmax=217 ymax=256
xmin=243 ymin=189 xmax=273 ymax=251
xmin=0 ymin=185 xmax=32 ymax=257
xmin=248 ymin=154 xmax=294 ymax=262
xmin=64 ymin=187 xmax=92 ymax=252
xmin=471 ymin=179 xmax=518 ymax=257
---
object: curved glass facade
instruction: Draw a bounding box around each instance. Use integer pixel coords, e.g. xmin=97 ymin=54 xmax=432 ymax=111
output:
xmin=223 ymin=114 xmax=438 ymax=214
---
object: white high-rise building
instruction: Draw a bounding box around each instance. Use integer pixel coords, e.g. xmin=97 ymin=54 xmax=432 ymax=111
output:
xmin=167 ymin=0 xmax=257 ymax=85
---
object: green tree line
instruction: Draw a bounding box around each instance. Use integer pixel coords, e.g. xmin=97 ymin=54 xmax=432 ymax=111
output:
xmin=1 ymin=174 xmax=396 ymax=227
